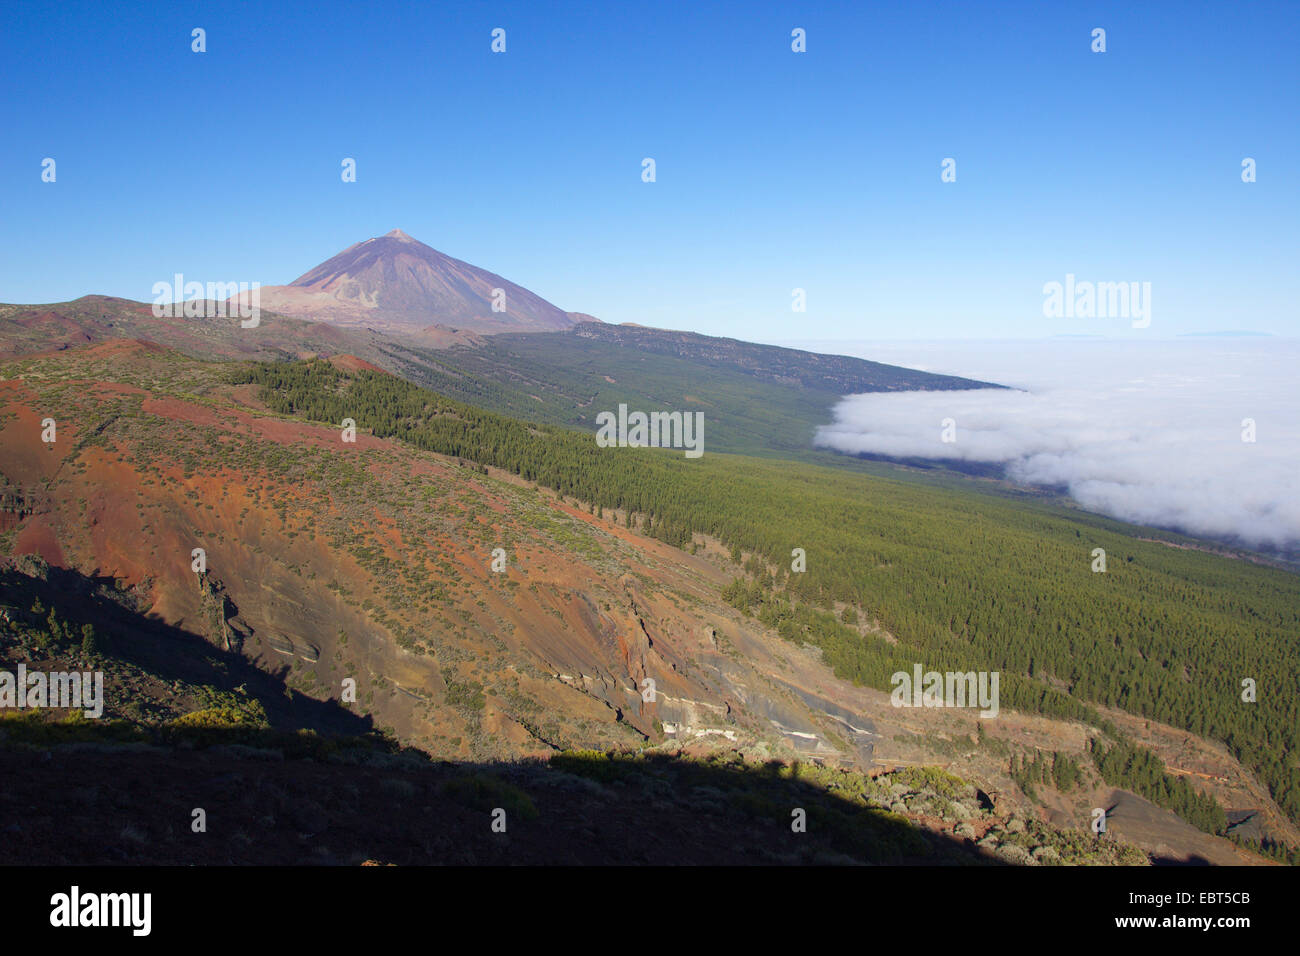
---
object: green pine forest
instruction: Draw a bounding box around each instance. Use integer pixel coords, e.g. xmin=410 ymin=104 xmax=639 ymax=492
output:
xmin=236 ymin=359 xmax=1300 ymax=832
xmin=376 ymin=323 xmax=996 ymax=462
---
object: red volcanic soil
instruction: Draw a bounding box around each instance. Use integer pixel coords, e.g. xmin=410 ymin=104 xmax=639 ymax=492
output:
xmin=137 ymin=392 xmax=388 ymax=451
xmin=90 ymin=382 xmax=149 ymax=399
xmin=0 ymin=384 xmax=74 ymax=483
xmin=328 ymin=353 xmax=387 ymax=374
xmin=139 ymin=395 xmax=228 ymax=429
xmin=19 ymin=337 xmax=169 ymax=363
xmin=12 ymin=518 xmax=65 ymax=566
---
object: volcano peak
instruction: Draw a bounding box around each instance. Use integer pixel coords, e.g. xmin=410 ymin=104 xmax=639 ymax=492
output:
xmin=244 ymin=230 xmax=576 ymax=334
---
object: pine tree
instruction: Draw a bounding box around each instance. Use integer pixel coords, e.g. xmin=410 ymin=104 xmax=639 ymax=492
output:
xmin=80 ymin=623 xmax=98 ymax=659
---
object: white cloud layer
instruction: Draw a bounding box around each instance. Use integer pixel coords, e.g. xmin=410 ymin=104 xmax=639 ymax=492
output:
xmin=810 ymin=339 xmax=1300 ymax=551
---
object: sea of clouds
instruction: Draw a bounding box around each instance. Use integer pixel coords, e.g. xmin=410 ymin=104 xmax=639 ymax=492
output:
xmin=800 ymin=339 xmax=1300 ymax=552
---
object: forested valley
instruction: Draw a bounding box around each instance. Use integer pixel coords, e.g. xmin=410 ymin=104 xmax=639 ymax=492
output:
xmin=237 ymin=360 xmax=1300 ymax=835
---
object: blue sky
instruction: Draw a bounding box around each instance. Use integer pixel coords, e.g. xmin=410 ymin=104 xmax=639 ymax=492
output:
xmin=1 ymin=0 xmax=1296 ymax=339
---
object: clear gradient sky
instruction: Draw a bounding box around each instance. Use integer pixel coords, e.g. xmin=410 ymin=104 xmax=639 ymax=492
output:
xmin=1 ymin=0 xmax=1296 ymax=339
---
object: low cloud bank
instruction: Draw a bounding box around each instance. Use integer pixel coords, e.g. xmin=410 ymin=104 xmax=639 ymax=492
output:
xmin=812 ymin=340 xmax=1300 ymax=551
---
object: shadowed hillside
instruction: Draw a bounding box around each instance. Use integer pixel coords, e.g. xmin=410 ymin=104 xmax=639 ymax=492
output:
xmin=0 ymin=560 xmax=1147 ymax=867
